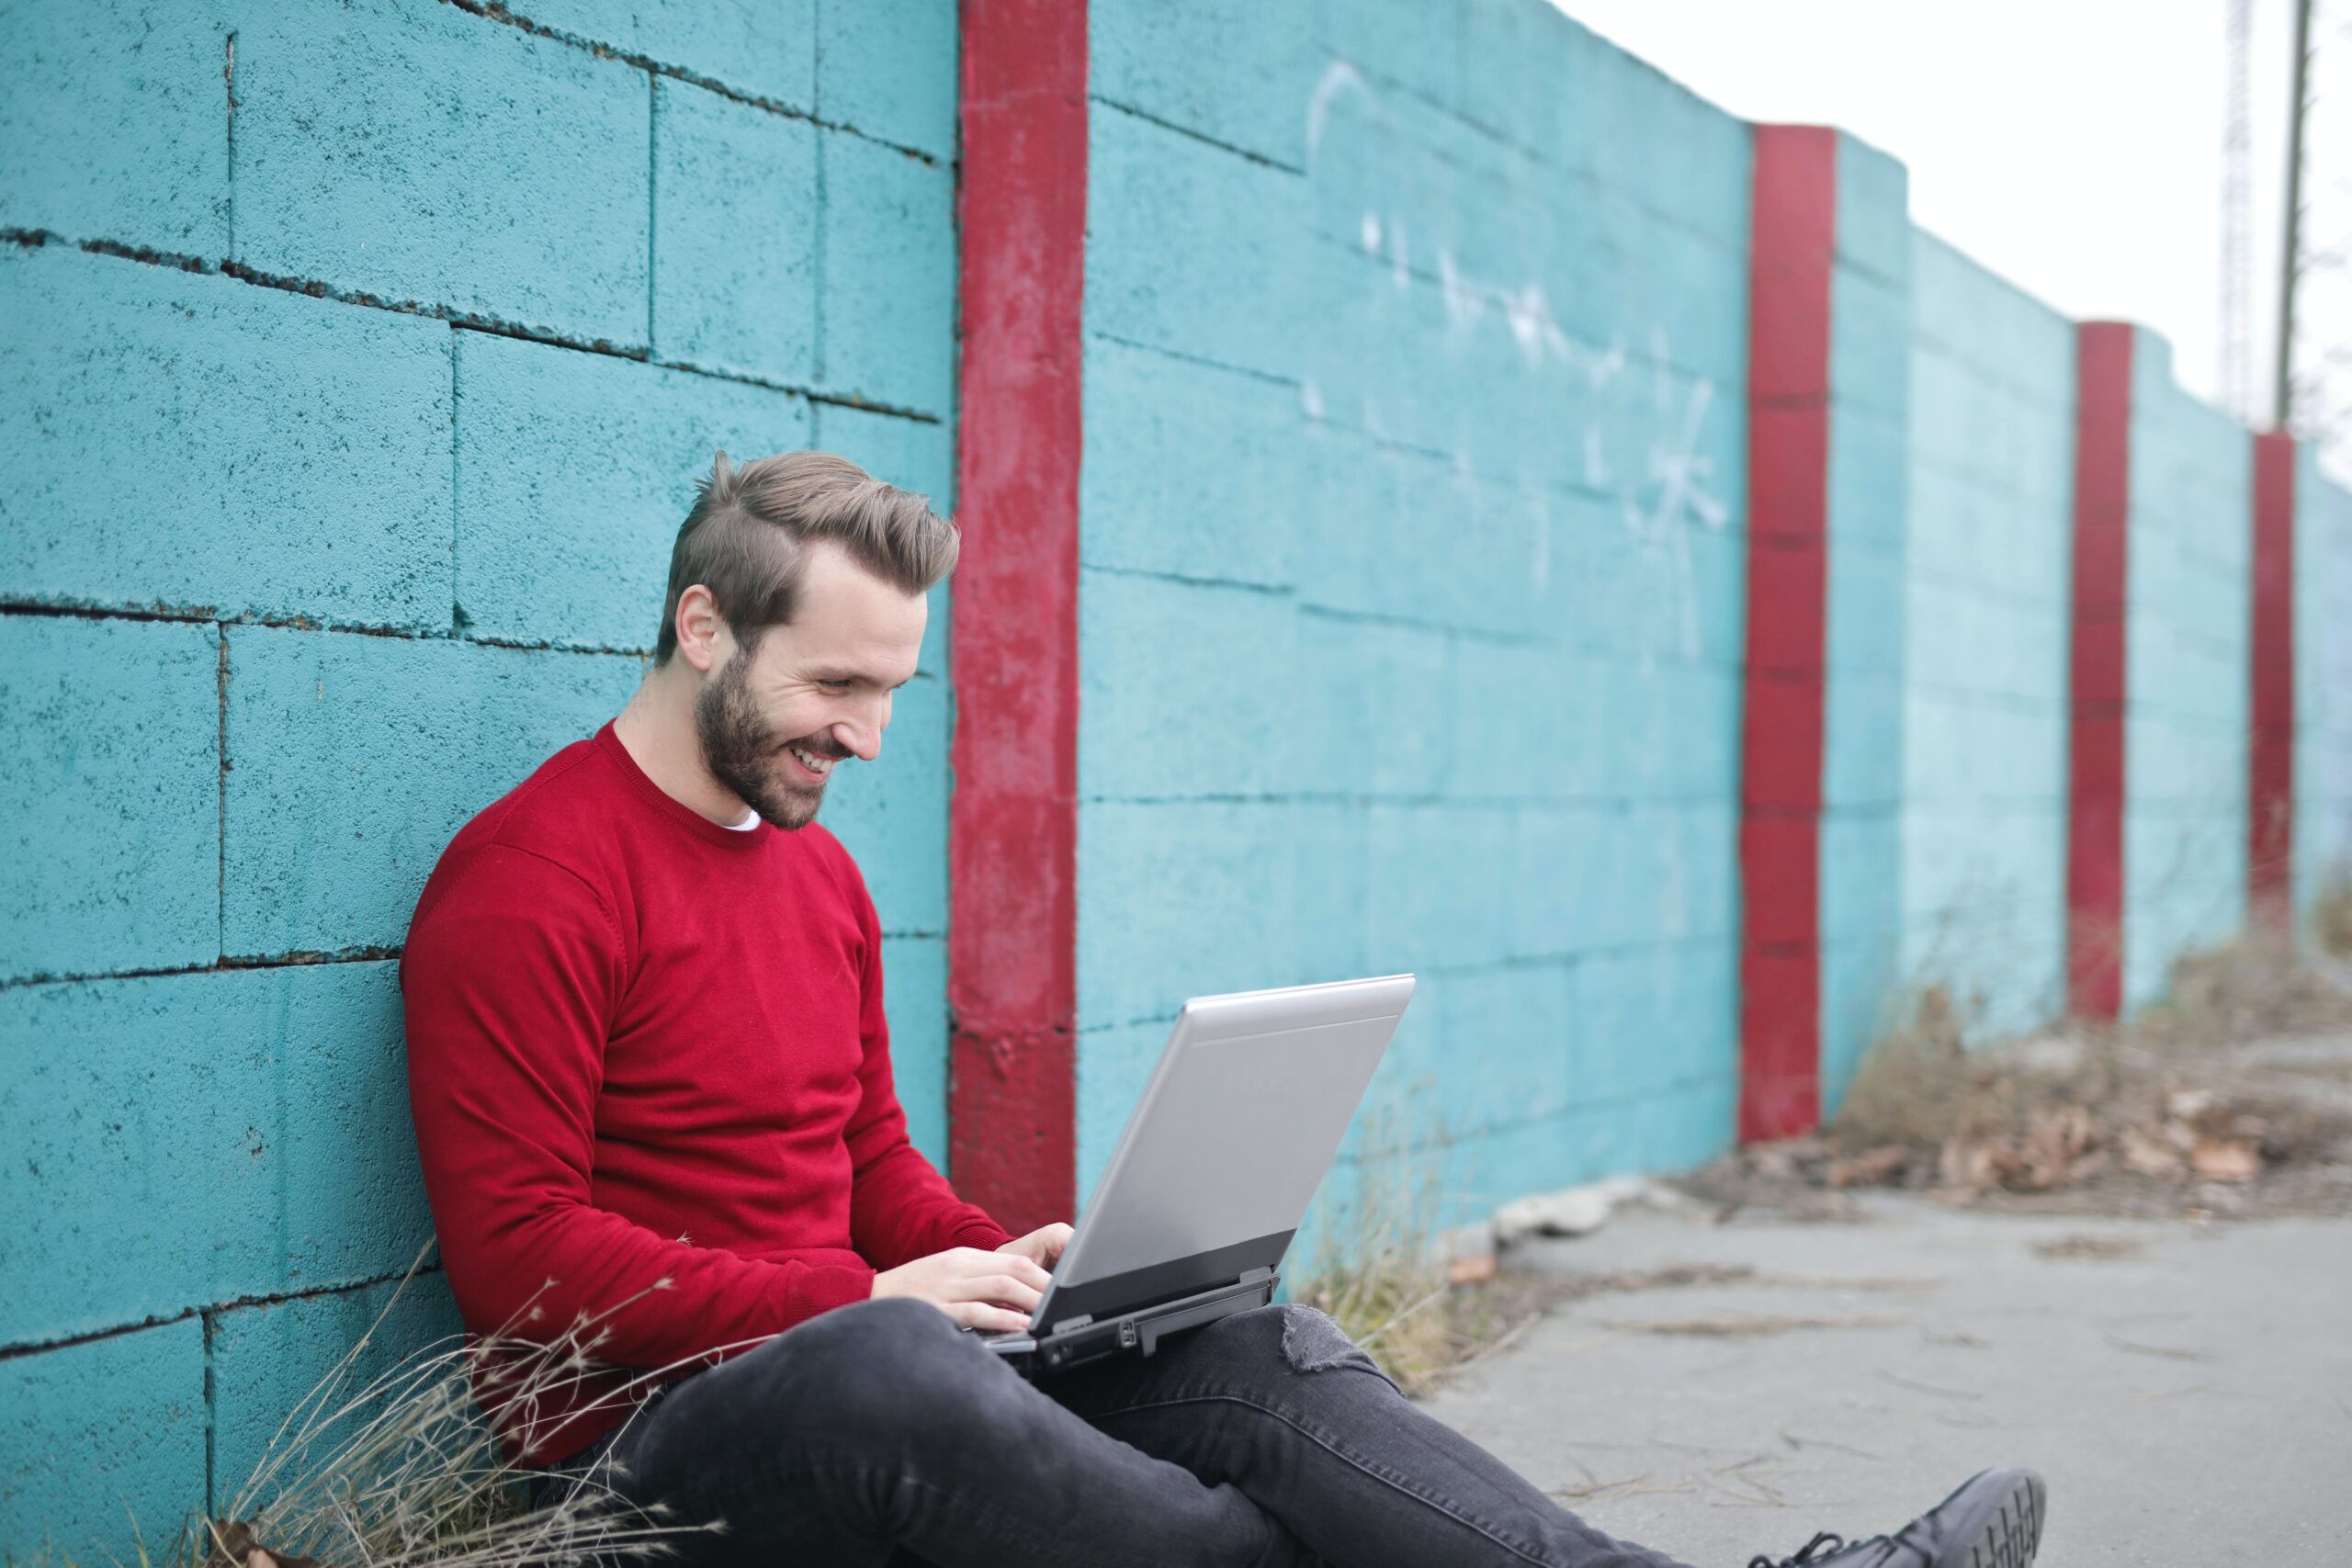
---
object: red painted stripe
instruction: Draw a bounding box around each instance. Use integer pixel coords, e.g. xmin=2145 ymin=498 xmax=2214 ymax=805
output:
xmin=947 ymin=0 xmax=1087 ymax=1232
xmin=1739 ymin=126 xmax=1837 ymax=1142
xmin=2067 ymin=322 xmax=2134 ymax=1018
xmin=2249 ymin=431 xmax=2298 ymax=932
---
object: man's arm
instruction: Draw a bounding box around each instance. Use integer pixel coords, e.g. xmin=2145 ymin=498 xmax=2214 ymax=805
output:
xmin=402 ymin=845 xmax=874 ymax=1368
xmin=840 ymin=873 xmax=1015 ymax=1269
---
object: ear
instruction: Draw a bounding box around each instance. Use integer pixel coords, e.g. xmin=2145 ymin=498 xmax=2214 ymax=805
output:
xmin=673 ymin=584 xmax=730 ymax=673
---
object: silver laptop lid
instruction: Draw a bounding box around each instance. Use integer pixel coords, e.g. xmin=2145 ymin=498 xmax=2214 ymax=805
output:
xmin=1030 ymin=975 xmax=1415 ymax=1333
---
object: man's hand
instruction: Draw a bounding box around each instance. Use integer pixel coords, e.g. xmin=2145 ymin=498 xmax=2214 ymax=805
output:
xmin=870 ymin=1247 xmax=1051 ymax=1333
xmin=996 ymin=1223 xmax=1074 ymax=1272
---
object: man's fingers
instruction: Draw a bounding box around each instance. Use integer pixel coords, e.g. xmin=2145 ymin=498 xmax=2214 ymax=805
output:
xmin=947 ymin=1272 xmax=1044 ymax=1313
xmin=951 ymin=1300 xmax=1033 ymax=1333
xmin=961 ymin=1247 xmax=1051 ymax=1291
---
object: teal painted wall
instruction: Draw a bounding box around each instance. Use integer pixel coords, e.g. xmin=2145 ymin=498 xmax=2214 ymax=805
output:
xmin=2121 ymin=331 xmax=2251 ymax=1010
xmin=11 ymin=0 xmax=2352 ymax=1557
xmin=1897 ymin=235 xmax=2076 ymax=1043
xmin=2295 ymin=449 xmax=2352 ymax=928
xmin=1817 ymin=135 xmax=1910 ymax=1110
xmin=1078 ymin=0 xmax=1751 ymax=1237
xmin=1 ymin=1 xmax=957 ymax=1557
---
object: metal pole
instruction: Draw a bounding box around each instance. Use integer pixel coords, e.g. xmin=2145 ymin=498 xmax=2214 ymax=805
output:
xmin=2274 ymin=0 xmax=2315 ymax=430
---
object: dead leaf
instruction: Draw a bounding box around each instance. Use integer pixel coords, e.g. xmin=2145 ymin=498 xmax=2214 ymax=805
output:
xmin=204 ymin=1521 xmax=322 ymax=1568
xmin=2188 ymin=1137 xmax=2261 ymax=1181
xmin=1824 ymin=1145 xmax=1912 ymax=1188
xmin=2120 ymin=1126 xmax=2186 ymax=1179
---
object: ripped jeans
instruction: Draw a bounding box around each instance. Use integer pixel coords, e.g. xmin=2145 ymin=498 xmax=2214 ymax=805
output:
xmin=545 ymin=1295 xmax=1690 ymax=1568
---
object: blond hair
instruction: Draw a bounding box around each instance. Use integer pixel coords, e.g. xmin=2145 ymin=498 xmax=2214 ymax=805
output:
xmin=653 ymin=450 xmax=957 ymax=662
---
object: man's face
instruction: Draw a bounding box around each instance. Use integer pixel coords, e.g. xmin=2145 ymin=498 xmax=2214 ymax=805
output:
xmin=694 ymin=541 xmax=928 ymax=830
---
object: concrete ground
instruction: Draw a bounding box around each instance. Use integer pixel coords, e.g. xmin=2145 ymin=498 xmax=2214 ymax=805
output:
xmin=1419 ymin=1194 xmax=2352 ymax=1567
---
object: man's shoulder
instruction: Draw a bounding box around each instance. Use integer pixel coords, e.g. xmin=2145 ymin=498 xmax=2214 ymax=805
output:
xmin=413 ymin=734 xmax=625 ymax=921
xmin=792 ymin=818 xmax=873 ymax=907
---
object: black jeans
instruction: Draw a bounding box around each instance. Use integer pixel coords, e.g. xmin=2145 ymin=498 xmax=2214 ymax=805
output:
xmin=541 ymin=1296 xmax=1691 ymax=1568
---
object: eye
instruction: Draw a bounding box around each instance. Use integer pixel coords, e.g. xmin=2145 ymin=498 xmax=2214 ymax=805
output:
xmin=818 ymin=680 xmax=853 ymax=694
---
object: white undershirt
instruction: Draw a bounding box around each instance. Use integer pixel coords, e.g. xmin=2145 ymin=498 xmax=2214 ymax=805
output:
xmin=723 ymin=808 xmax=759 ymax=830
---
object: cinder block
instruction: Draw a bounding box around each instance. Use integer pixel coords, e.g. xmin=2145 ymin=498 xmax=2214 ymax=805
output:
xmin=1428 ymin=962 xmax=1577 ymax=1131
xmin=0 ymin=1318 xmax=206 ymax=1565
xmin=220 ymin=626 xmax=642 ymax=956
xmin=1832 ymin=268 xmax=1911 ymax=423
xmin=1088 ymin=107 xmax=1306 ymax=385
xmin=819 ymin=0 xmax=955 ymax=159
xmin=0 ymin=615 xmax=219 ymax=984
xmin=1819 ymin=927 xmax=1903 ymax=1095
xmin=1076 ymin=801 xmax=1325 ymax=1028
xmin=1363 ymin=804 xmax=1516 ymax=973
xmin=0 ymin=962 xmax=426 ymax=1346
xmin=1510 ymin=805 xmax=1611 ymax=958
xmin=0 ymin=244 xmax=452 ymax=630
xmin=1285 ymin=608 xmax=1453 ymax=798
xmin=818 ymin=672 xmax=948 ymax=936
xmin=1834 ymin=133 xmax=1911 ymax=288
xmin=1081 ymin=335 xmax=1305 ymax=592
xmin=453 ymin=331 xmax=812 ymax=650
xmin=520 ymin=0 xmax=816 ymax=112
xmin=0 ymin=0 xmax=227 ymax=253
xmin=880 ymin=933 xmax=947 ymax=1168
xmin=1818 ymin=807 xmax=1903 ymax=944
xmin=1826 ymin=536 xmax=1907 ymax=677
xmin=808 ymin=404 xmax=953 ymax=676
xmin=209 ymin=1276 xmax=464 ymax=1511
xmin=232 ymin=0 xmax=650 ymax=345
xmin=1573 ymin=942 xmax=1706 ymax=1102
xmin=1828 ymin=403 xmax=1910 ymax=554
xmin=820 ymin=130 xmax=954 ymax=414
xmin=1457 ymin=0 xmax=1604 ymax=173
xmin=1078 ymin=571 xmax=1300 ymax=800
xmin=652 ymin=79 xmax=818 ymax=385
xmin=1313 ymin=0 xmax=1461 ymax=115
xmin=1092 ymin=0 xmax=1313 ymax=167
xmin=1823 ymin=666 xmax=1905 ymax=809
xmin=1451 ymin=640 xmax=1595 ymax=804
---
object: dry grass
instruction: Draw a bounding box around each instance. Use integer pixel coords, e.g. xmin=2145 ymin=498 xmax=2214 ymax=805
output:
xmin=31 ymin=1249 xmax=737 ymax=1568
xmin=1685 ymin=932 xmax=2352 ymax=1220
xmin=1290 ymin=1108 xmax=1562 ymax=1397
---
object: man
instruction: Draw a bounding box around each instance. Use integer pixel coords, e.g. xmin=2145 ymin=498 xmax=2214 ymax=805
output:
xmin=401 ymin=451 xmax=2047 ymax=1568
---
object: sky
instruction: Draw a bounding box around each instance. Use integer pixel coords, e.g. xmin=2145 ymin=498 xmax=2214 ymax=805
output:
xmin=1553 ymin=0 xmax=2312 ymax=428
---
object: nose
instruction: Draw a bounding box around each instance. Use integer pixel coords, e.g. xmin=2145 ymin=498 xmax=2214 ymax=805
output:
xmin=834 ymin=691 xmax=890 ymax=761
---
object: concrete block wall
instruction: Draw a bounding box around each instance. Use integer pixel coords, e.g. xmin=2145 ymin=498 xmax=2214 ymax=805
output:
xmin=2295 ymin=452 xmax=2352 ymax=927
xmin=13 ymin=0 xmax=2352 ymax=1554
xmin=1817 ymin=137 xmax=1910 ymax=1106
xmin=1898 ymin=235 xmax=2076 ymax=1042
xmin=2120 ymin=333 xmax=2252 ymax=1009
xmin=1 ymin=1 xmax=957 ymax=1556
xmin=1078 ymin=0 xmax=1752 ymax=1235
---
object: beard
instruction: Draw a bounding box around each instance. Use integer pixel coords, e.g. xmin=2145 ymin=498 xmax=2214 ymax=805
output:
xmin=693 ymin=651 xmax=843 ymax=831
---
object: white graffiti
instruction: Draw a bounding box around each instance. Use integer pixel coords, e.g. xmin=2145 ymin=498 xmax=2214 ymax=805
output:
xmin=1304 ymin=61 xmax=1729 ymax=660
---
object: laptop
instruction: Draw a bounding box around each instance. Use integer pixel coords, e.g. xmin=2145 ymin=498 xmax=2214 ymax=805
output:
xmin=975 ymin=974 xmax=1416 ymax=1375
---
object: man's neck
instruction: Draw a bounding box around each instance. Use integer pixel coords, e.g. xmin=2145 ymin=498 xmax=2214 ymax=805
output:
xmin=613 ymin=668 xmax=756 ymax=828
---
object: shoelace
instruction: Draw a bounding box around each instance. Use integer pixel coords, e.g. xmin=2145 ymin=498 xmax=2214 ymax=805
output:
xmin=1748 ymin=1530 xmax=1849 ymax=1568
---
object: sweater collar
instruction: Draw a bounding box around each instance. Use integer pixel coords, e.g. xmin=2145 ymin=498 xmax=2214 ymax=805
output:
xmin=594 ymin=722 xmax=772 ymax=852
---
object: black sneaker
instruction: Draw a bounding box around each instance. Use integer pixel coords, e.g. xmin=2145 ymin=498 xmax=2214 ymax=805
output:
xmin=1747 ymin=1467 xmax=2046 ymax=1568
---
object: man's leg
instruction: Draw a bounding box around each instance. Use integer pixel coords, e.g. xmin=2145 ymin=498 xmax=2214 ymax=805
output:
xmin=582 ymin=1296 xmax=1316 ymax=1568
xmin=1043 ymin=1303 xmax=1694 ymax=1568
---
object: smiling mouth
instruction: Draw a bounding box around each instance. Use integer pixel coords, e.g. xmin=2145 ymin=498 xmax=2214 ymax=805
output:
xmin=786 ymin=744 xmax=841 ymax=781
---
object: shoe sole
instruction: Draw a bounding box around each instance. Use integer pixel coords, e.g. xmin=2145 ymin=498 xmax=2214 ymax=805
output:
xmin=1937 ymin=1467 xmax=2047 ymax=1568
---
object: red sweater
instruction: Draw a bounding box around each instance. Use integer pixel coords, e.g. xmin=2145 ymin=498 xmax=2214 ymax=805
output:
xmin=401 ymin=722 xmax=1009 ymax=1461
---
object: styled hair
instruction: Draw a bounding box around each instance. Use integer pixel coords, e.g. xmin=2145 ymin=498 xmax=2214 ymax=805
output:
xmin=653 ymin=450 xmax=957 ymax=663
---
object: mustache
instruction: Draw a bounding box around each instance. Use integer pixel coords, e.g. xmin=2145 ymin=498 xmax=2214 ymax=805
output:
xmin=780 ymin=737 xmax=853 ymax=761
